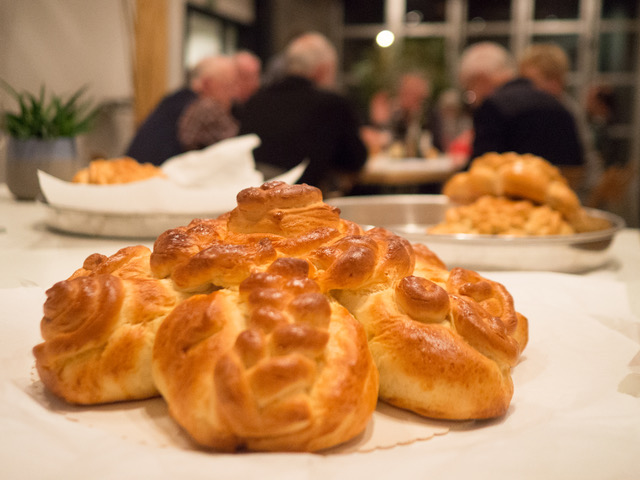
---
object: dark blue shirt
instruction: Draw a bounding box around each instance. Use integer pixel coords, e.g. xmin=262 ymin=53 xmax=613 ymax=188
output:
xmin=472 ymin=78 xmax=584 ymax=166
xmin=126 ymin=88 xmax=198 ymax=165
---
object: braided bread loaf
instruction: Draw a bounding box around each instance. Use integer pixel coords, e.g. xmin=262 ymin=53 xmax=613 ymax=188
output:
xmin=34 ymin=181 xmax=528 ymax=451
xmin=442 ymin=152 xmax=609 ymax=232
xmin=33 ymin=245 xmax=186 ymax=404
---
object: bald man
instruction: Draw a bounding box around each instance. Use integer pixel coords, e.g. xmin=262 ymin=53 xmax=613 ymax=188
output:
xmin=125 ymin=55 xmax=238 ymax=165
xmin=238 ymin=32 xmax=367 ymax=195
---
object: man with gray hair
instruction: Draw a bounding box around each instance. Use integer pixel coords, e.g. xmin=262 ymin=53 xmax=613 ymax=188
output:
xmin=459 ymin=41 xmax=584 ymax=175
xmin=238 ymin=31 xmax=367 ymax=196
xmin=126 ymin=55 xmax=238 ymax=165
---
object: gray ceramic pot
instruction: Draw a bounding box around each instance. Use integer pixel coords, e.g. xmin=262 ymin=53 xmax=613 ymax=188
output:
xmin=6 ymin=137 xmax=80 ymax=200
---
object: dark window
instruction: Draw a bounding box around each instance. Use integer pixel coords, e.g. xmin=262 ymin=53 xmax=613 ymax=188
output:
xmin=534 ymin=0 xmax=580 ymax=20
xmin=599 ymin=32 xmax=638 ymax=72
xmin=602 ymin=0 xmax=638 ymax=20
xmin=467 ymin=0 xmax=511 ymax=21
xmin=344 ymin=0 xmax=385 ymax=24
xmin=406 ymin=0 xmax=446 ymax=23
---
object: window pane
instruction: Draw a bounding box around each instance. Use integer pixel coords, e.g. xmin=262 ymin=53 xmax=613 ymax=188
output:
xmin=612 ymin=86 xmax=635 ymax=124
xmin=606 ymin=138 xmax=630 ymax=166
xmin=534 ymin=0 xmax=580 ymax=20
xmin=343 ymin=39 xmax=386 ymax=118
xmin=599 ymin=32 xmax=638 ymax=72
xmin=344 ymin=0 xmax=384 ymax=24
xmin=401 ymin=37 xmax=448 ymax=93
xmin=467 ymin=0 xmax=511 ymax=21
xmin=531 ymin=35 xmax=579 ymax=71
xmin=406 ymin=0 xmax=446 ymax=23
xmin=602 ymin=0 xmax=638 ymax=20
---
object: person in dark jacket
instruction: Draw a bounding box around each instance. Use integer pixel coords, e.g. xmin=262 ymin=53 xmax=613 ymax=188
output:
xmin=238 ymin=32 xmax=367 ymax=196
xmin=458 ymin=41 xmax=584 ymax=178
xmin=125 ymin=55 xmax=238 ymax=165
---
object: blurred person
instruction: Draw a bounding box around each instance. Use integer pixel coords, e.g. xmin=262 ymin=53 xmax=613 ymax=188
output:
xmin=233 ymin=50 xmax=262 ymax=103
xmin=584 ymin=84 xmax=633 ymax=210
xmin=519 ymin=42 xmax=599 ymax=192
xmin=177 ymin=55 xmax=240 ymax=152
xmin=368 ymin=71 xmax=432 ymax=157
xmin=238 ymin=31 xmax=367 ymax=196
xmin=430 ymin=88 xmax=472 ymax=156
xmin=459 ymin=41 xmax=584 ymax=177
xmin=125 ymin=55 xmax=236 ymax=165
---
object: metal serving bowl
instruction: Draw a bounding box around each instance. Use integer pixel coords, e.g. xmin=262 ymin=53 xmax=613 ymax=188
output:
xmin=327 ymin=194 xmax=625 ymax=273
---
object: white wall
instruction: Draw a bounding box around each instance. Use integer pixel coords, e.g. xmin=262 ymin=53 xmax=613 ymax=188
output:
xmin=0 ymin=0 xmax=137 ymax=175
xmin=0 ymin=0 xmax=133 ymax=104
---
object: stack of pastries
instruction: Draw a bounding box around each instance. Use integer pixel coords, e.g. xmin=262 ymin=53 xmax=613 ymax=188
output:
xmin=431 ymin=152 xmax=610 ymax=235
xmin=72 ymin=157 xmax=166 ymax=184
xmin=33 ymin=181 xmax=528 ymax=452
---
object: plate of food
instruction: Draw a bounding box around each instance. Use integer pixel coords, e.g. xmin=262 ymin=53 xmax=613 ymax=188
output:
xmin=329 ymin=152 xmax=625 ymax=273
xmin=37 ymin=135 xmax=307 ymax=238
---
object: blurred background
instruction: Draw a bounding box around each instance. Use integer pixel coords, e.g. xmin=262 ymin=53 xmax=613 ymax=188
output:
xmin=0 ymin=0 xmax=638 ymax=226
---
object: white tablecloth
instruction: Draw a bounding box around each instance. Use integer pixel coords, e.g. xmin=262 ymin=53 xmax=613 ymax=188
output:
xmin=1 ymin=185 xmax=639 ymax=479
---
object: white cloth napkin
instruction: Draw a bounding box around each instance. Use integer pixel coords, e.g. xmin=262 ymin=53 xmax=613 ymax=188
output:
xmin=37 ymin=135 xmax=307 ymax=214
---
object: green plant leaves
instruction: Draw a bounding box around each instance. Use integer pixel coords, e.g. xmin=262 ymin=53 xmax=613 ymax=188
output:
xmin=0 ymin=79 xmax=100 ymax=139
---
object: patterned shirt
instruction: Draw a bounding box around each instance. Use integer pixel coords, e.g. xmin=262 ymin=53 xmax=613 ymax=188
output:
xmin=178 ymin=98 xmax=239 ymax=151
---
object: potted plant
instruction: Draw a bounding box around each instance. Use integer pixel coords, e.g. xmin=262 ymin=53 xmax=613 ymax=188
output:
xmin=1 ymin=79 xmax=99 ymax=200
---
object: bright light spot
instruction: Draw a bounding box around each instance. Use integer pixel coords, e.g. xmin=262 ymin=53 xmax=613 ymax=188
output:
xmin=376 ymin=30 xmax=395 ymax=48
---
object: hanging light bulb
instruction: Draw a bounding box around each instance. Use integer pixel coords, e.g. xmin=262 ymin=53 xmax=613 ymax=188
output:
xmin=376 ymin=29 xmax=395 ymax=48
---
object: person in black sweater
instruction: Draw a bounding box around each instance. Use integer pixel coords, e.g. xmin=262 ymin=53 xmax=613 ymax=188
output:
xmin=126 ymin=55 xmax=239 ymax=166
xmin=237 ymin=32 xmax=367 ymax=196
xmin=458 ymin=42 xmax=584 ymax=178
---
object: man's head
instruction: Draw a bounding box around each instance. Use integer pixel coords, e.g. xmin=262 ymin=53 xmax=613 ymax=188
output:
xmin=234 ymin=50 xmax=262 ymax=103
xmin=458 ymin=42 xmax=516 ymax=108
xmin=190 ymin=55 xmax=239 ymax=110
xmin=518 ymin=43 xmax=569 ymax=98
xmin=397 ymin=72 xmax=430 ymax=115
xmin=284 ymin=32 xmax=338 ymax=89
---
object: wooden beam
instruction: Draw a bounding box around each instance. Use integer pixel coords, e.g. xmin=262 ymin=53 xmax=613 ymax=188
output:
xmin=133 ymin=0 xmax=168 ymax=126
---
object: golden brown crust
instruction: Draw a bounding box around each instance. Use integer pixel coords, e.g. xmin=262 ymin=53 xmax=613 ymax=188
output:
xmin=441 ymin=152 xmax=610 ymax=233
xmin=152 ymin=259 xmax=378 ymax=452
xmin=33 ymin=246 xmax=183 ymax=404
xmin=72 ymin=157 xmax=166 ymax=184
xmin=35 ymin=180 xmax=528 ymax=451
xmin=334 ymin=263 xmax=526 ymax=420
xmin=429 ymin=195 xmax=575 ymax=236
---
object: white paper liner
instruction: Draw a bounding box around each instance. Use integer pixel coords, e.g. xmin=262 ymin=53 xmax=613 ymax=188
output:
xmin=37 ymin=135 xmax=307 ymax=215
xmin=2 ymin=272 xmax=639 ymax=474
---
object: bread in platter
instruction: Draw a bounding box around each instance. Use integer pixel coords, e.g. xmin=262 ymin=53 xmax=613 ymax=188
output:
xmin=429 ymin=195 xmax=575 ymax=235
xmin=33 ymin=180 xmax=528 ymax=451
xmin=33 ymin=245 xmax=187 ymax=404
xmin=441 ymin=152 xmax=610 ymax=233
xmin=72 ymin=156 xmax=165 ymax=184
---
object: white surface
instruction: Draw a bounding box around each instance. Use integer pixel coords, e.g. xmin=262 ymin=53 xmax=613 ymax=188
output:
xmin=1 ymin=184 xmax=639 ymax=479
xmin=38 ymin=135 xmax=305 ymax=215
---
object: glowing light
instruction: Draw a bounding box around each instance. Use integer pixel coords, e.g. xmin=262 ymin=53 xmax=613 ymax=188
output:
xmin=376 ymin=30 xmax=395 ymax=48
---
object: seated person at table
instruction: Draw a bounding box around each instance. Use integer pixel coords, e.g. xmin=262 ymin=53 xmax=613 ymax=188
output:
xmin=177 ymin=55 xmax=240 ymax=152
xmin=518 ymin=42 xmax=597 ymax=192
xmin=458 ymin=42 xmax=584 ymax=178
xmin=237 ymin=31 xmax=367 ymax=196
xmin=232 ymin=50 xmax=262 ymax=110
xmin=368 ymin=71 xmax=433 ymax=158
xmin=125 ymin=55 xmax=238 ymax=165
